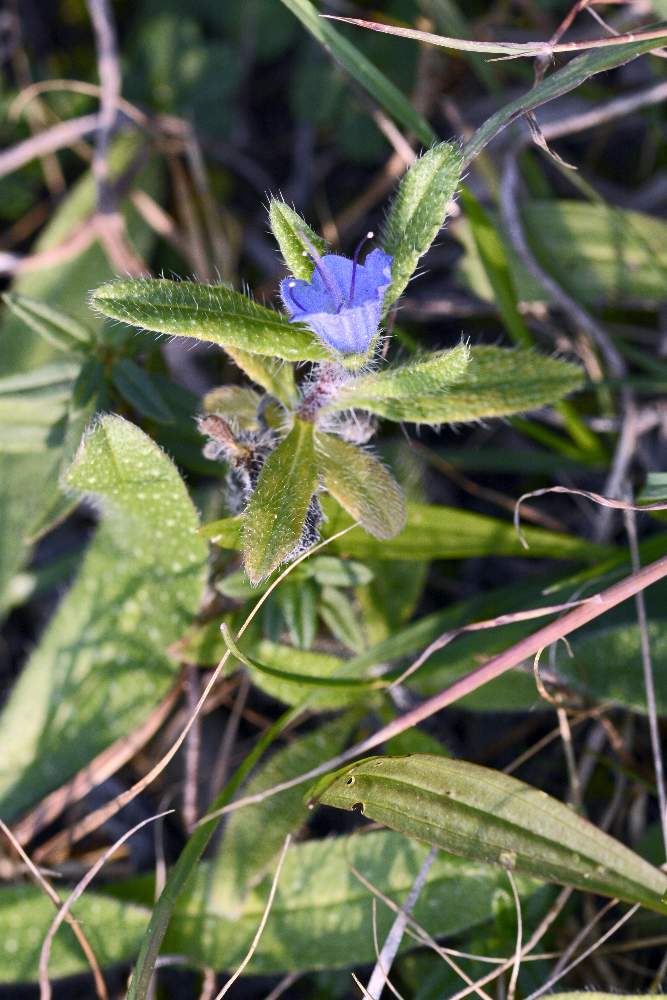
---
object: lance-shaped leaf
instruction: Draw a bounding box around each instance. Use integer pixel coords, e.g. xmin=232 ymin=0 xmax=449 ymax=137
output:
xmin=326 ymin=343 xmax=470 ymax=417
xmin=269 ymin=198 xmax=328 ymax=280
xmin=243 ymin=419 xmax=319 ymax=583
xmin=0 ymin=415 xmax=207 ymax=821
xmin=2 ymin=293 xmax=94 ymax=353
xmin=309 ymin=754 xmax=667 ymax=914
xmin=90 ymin=278 xmax=328 ymax=362
xmin=382 ymin=142 xmax=463 ymax=306
xmin=331 ymin=346 xmax=583 ymax=423
xmin=316 ymin=432 xmax=406 ymax=540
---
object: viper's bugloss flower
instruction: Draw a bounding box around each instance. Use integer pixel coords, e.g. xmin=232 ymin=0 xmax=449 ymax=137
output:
xmin=280 ymin=237 xmax=393 ymax=356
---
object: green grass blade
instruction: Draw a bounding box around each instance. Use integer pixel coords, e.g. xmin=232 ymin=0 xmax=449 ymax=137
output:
xmin=279 ymin=0 xmax=436 ymax=147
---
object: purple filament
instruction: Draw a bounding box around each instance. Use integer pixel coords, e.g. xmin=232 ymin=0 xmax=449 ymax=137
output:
xmin=299 ymin=232 xmax=344 ymax=308
xmin=349 ymin=230 xmax=374 ymax=303
xmin=287 ymin=281 xmax=308 ymax=313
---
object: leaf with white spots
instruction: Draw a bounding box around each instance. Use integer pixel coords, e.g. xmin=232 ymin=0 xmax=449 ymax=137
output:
xmin=0 ymin=415 xmax=207 ymax=821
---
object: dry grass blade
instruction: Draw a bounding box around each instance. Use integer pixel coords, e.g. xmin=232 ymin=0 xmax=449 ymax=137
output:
xmin=0 ymin=820 xmax=108 ymax=1000
xmin=514 ymin=484 xmax=667 ymax=548
xmin=213 ymin=834 xmax=291 ymax=999
xmin=14 ymin=679 xmax=181 ymax=850
xmin=365 ymin=846 xmax=437 ymax=999
xmin=506 ymin=870 xmax=523 ymax=1000
xmin=323 ymin=16 xmax=667 ymax=58
xmin=201 ymin=551 xmax=667 ymax=824
xmin=38 ymin=810 xmax=173 ymax=1000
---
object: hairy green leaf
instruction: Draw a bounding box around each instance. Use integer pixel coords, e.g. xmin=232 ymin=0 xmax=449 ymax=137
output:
xmin=0 ymin=416 xmax=207 ymax=820
xmin=269 ymin=198 xmax=328 ymax=279
xmin=243 ymin=419 xmax=319 ymax=583
xmin=382 ymin=142 xmax=463 ymax=305
xmin=327 ymin=344 xmax=470 ymax=415
xmin=310 ymin=754 xmax=667 ymax=912
xmin=316 ymin=433 xmax=406 ymax=539
xmin=90 ymin=278 xmax=327 ymax=362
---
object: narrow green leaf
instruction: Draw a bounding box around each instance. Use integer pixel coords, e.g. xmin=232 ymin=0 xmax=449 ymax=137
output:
xmin=463 ymin=31 xmax=667 ymax=164
xmin=279 ymin=0 xmax=436 ymax=147
xmin=276 ymin=579 xmax=318 ymax=649
xmin=319 ymin=585 xmax=366 ymax=652
xmin=382 ymin=142 xmax=463 ymax=306
xmin=90 ymin=278 xmax=328 ymax=362
xmin=326 ymin=344 xmax=470 ymax=415
xmin=309 ymin=754 xmax=667 ymax=913
xmin=3 ymin=292 xmax=94 ymax=353
xmin=334 ymin=347 xmax=583 ymax=423
xmin=111 ymin=358 xmax=175 ymax=424
xmin=269 ymin=198 xmax=327 ymax=279
xmin=243 ymin=419 xmax=319 ymax=583
xmin=0 ymin=416 xmax=207 ymax=820
xmin=316 ymin=433 xmax=406 ymax=540
xmin=221 ymin=626 xmax=381 ymax=705
xmin=208 ymin=499 xmax=611 ymax=562
xmin=307 ymin=555 xmax=374 ymax=587
xmin=459 ymin=189 xmax=532 ymax=347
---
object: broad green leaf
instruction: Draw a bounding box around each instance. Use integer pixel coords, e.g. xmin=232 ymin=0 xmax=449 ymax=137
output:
xmin=90 ymin=278 xmax=328 ymax=362
xmin=211 ymin=715 xmax=354 ymax=904
xmin=326 ymin=344 xmax=470 ymax=415
xmin=0 ymin=135 xmax=162 ymax=620
xmin=205 ymin=499 xmax=610 ymax=562
xmin=641 ymin=472 xmax=667 ymax=503
xmin=2 ymin=292 xmax=94 ymax=353
xmin=0 ymin=887 xmax=149 ymax=985
xmin=279 ymin=0 xmax=436 ymax=147
xmin=382 ymin=142 xmax=463 ymax=306
xmin=334 ymin=347 xmax=583 ymax=423
xmin=243 ymin=419 xmax=319 ymax=583
xmin=111 ymin=357 xmax=175 ymax=424
xmin=171 ymin=830 xmax=540 ymax=974
xmin=316 ymin=433 xmax=406 ymax=539
xmin=269 ymin=198 xmax=327 ymax=279
xmin=523 ymin=201 xmax=667 ymax=306
xmin=310 ymin=754 xmax=667 ymax=913
xmin=0 ymin=416 xmax=207 ymax=820
xmin=0 ymin=831 xmax=540 ymax=983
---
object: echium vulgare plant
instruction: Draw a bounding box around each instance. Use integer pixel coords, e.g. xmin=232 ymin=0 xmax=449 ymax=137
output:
xmin=91 ymin=142 xmax=583 ymax=583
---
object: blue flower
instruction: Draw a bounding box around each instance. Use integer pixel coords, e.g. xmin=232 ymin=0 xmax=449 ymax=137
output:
xmin=280 ymin=241 xmax=393 ymax=356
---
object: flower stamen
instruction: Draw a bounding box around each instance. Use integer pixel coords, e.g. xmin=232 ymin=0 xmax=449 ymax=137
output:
xmin=287 ymin=281 xmax=308 ymax=313
xmin=299 ymin=232 xmax=344 ymax=308
xmin=349 ymin=231 xmax=374 ymax=303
